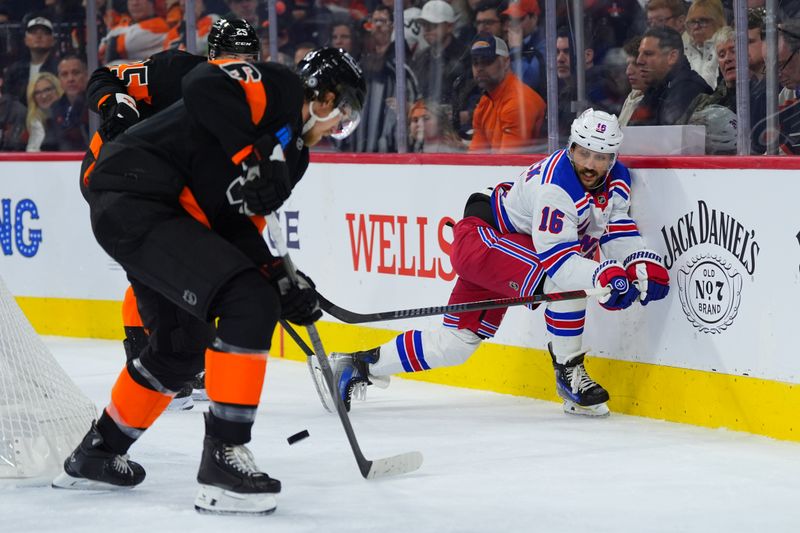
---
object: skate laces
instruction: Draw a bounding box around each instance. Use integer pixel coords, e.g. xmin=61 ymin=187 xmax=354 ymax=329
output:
xmin=332 ymin=353 xmax=369 ymax=402
xmin=223 ymin=444 xmax=260 ymax=476
xmin=347 ymin=355 xmax=370 ymax=402
xmin=111 ymin=454 xmax=134 ymax=476
xmin=568 ymin=362 xmax=598 ymax=394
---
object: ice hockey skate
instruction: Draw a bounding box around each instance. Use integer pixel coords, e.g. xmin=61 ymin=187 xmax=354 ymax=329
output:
xmin=190 ymin=371 xmax=209 ymax=401
xmin=329 ymin=348 xmax=388 ymax=411
xmin=165 ymin=383 xmax=194 ymax=411
xmin=194 ymin=416 xmax=281 ymax=515
xmin=549 ymin=344 xmax=610 ymax=417
xmin=52 ymin=421 xmax=146 ymax=490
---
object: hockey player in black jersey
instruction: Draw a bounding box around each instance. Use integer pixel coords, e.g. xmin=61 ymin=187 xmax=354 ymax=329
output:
xmin=54 ymin=49 xmax=366 ymax=516
xmin=81 ymin=18 xmax=261 ymax=410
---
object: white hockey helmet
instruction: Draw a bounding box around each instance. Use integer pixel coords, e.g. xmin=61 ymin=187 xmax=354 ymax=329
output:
xmin=568 ymin=108 xmax=624 ymax=163
xmin=688 ymin=104 xmax=738 ymax=155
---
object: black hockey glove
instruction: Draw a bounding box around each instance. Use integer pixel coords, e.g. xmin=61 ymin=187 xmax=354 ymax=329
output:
xmin=241 ymin=134 xmax=292 ymax=216
xmin=260 ymin=260 xmax=322 ymax=326
xmin=98 ymin=93 xmax=140 ymax=140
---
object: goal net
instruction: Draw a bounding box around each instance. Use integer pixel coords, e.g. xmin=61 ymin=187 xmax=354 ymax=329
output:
xmin=0 ymin=276 xmax=96 ymax=484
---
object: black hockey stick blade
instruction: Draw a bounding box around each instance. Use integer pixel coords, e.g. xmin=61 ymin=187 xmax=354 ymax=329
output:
xmin=317 ymin=287 xmax=610 ymax=324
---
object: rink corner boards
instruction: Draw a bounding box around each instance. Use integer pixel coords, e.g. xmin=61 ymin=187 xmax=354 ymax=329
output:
xmin=17 ymin=295 xmax=800 ymax=445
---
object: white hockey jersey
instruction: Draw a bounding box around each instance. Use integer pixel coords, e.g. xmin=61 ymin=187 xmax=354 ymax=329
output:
xmin=490 ymin=149 xmax=644 ymax=290
xmin=100 ymin=17 xmax=170 ymax=63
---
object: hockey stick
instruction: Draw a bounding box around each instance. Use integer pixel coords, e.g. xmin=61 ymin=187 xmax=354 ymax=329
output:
xmin=266 ymin=212 xmax=423 ymax=479
xmin=278 ymin=319 xmax=335 ymax=413
xmin=316 ymin=287 xmax=610 ymax=324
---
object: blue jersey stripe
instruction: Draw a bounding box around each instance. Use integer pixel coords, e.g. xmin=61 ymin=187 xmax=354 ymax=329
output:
xmin=395 ymin=334 xmax=413 ymax=373
xmin=413 ymin=330 xmax=431 ymax=370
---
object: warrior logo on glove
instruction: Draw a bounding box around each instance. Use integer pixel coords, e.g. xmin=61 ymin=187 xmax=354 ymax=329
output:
xmin=623 ymin=250 xmax=670 ymax=306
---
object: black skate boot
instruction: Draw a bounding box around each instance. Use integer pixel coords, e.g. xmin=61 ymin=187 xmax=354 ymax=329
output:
xmin=52 ymin=421 xmax=145 ymax=490
xmin=549 ymin=343 xmax=610 ymax=417
xmin=190 ymin=371 xmax=208 ymax=401
xmin=194 ymin=425 xmax=281 ymax=515
xmin=166 ymin=383 xmax=194 ymax=411
xmin=329 ymin=348 xmax=386 ymax=412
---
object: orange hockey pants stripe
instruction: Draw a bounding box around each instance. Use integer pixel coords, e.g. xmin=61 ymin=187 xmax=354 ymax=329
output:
xmin=107 ymin=366 xmax=172 ymax=430
xmin=205 ymin=348 xmax=267 ymax=406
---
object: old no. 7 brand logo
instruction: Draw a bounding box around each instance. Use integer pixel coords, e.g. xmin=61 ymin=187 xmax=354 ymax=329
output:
xmin=676 ymin=255 xmax=742 ymax=334
xmin=662 ymin=200 xmax=757 ymax=335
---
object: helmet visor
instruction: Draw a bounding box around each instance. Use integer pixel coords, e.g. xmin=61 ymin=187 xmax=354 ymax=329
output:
xmin=329 ymin=101 xmax=361 ymax=140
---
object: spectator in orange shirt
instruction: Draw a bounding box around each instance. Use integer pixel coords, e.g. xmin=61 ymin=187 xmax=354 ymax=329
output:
xmin=468 ymin=32 xmax=545 ymax=153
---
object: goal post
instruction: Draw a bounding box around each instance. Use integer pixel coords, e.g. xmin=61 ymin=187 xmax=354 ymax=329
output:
xmin=0 ymin=276 xmax=96 ymax=485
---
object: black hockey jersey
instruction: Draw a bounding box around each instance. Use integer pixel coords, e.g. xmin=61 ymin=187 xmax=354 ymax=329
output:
xmin=82 ymin=50 xmax=206 ymax=184
xmin=89 ymin=60 xmax=310 ymax=263
xmin=87 ymin=49 xmax=206 ymax=120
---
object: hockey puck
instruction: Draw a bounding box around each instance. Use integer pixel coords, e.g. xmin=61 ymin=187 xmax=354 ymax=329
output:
xmin=287 ymin=429 xmax=310 ymax=445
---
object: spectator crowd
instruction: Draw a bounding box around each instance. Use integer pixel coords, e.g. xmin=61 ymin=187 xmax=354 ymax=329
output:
xmin=0 ymin=0 xmax=798 ymax=154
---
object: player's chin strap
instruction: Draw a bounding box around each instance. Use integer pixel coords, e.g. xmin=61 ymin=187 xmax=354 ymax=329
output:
xmin=302 ymin=101 xmax=341 ymax=135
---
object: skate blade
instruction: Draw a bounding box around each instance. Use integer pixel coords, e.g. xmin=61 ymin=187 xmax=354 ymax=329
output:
xmin=369 ymin=374 xmax=391 ymax=389
xmin=562 ymin=400 xmax=610 ymax=417
xmin=52 ymin=471 xmax=138 ymax=491
xmin=165 ymin=396 xmax=194 ymax=411
xmin=191 ymin=389 xmax=209 ymax=401
xmin=194 ymin=484 xmax=277 ymax=516
xmin=307 ymin=358 xmax=336 ymax=413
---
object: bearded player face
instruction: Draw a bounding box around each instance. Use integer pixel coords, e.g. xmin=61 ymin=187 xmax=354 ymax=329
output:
xmin=570 ymin=144 xmax=613 ymax=190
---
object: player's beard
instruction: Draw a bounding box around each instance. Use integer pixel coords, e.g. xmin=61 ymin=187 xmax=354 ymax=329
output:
xmin=573 ymin=162 xmax=605 ymax=191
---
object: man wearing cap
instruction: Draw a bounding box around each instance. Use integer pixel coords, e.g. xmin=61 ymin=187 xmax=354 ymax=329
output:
xmin=502 ymin=0 xmax=546 ymax=94
xmin=411 ymin=0 xmax=468 ymax=107
xmin=469 ymin=32 xmax=545 ymax=153
xmin=3 ymin=16 xmax=59 ymax=106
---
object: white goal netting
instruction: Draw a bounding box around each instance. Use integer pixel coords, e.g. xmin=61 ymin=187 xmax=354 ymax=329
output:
xmin=0 ymin=276 xmax=96 ymax=484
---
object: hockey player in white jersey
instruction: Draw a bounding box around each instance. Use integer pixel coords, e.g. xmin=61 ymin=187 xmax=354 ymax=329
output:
xmin=331 ymin=109 xmax=670 ymax=416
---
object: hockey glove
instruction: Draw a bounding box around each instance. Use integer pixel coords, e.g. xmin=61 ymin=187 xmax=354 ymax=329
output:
xmin=593 ymin=260 xmax=640 ymax=311
xmin=241 ymin=134 xmax=292 ymax=216
xmin=261 ymin=260 xmax=322 ymax=326
xmin=98 ymin=93 xmax=140 ymax=140
xmin=623 ymin=249 xmax=670 ymax=305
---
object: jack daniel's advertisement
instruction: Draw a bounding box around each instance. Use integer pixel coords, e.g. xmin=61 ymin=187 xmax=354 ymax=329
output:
xmin=660 ymin=200 xmax=759 ymax=334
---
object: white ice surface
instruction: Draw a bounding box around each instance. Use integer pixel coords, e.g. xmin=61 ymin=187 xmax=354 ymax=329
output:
xmin=2 ymin=337 xmax=800 ymax=532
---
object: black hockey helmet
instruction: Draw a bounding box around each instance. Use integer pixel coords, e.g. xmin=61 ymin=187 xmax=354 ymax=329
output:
xmin=207 ymin=18 xmax=260 ymax=61
xmin=297 ymin=48 xmax=366 ymax=139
